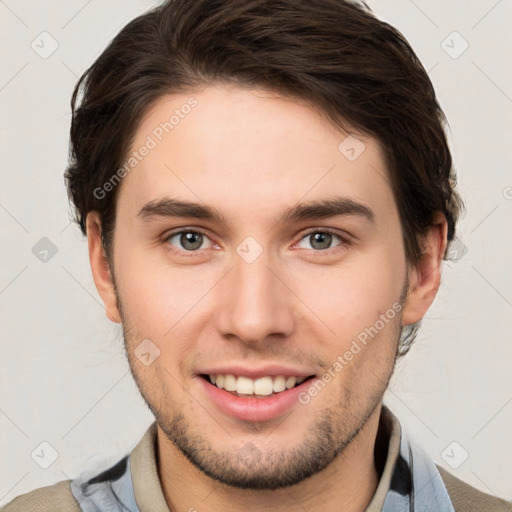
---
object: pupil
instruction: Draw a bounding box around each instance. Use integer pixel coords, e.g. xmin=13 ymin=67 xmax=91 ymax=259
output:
xmin=311 ymin=232 xmax=332 ymax=250
xmin=181 ymin=232 xmax=202 ymax=250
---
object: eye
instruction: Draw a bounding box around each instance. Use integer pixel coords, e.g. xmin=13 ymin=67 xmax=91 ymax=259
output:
xmin=296 ymin=229 xmax=347 ymax=252
xmin=165 ymin=230 xmax=214 ymax=252
xmin=164 ymin=228 xmax=348 ymax=255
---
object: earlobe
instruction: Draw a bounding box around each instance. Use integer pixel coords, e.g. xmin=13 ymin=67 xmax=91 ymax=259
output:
xmin=86 ymin=212 xmax=122 ymax=324
xmin=401 ymin=213 xmax=448 ymax=326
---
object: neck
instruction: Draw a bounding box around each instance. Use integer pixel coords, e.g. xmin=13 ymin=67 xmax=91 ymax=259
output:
xmin=157 ymin=404 xmax=383 ymax=512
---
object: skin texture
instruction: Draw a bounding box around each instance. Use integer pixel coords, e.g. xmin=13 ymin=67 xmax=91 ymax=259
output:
xmin=87 ymin=84 xmax=447 ymax=512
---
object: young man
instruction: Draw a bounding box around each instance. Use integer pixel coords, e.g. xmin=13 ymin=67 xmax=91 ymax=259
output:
xmin=4 ymin=0 xmax=511 ymax=510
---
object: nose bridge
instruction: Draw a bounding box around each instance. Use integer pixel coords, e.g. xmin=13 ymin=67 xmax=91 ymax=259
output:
xmin=216 ymin=243 xmax=294 ymax=344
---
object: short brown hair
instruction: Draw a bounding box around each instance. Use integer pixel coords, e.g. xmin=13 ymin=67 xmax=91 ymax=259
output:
xmin=65 ymin=0 xmax=463 ymax=350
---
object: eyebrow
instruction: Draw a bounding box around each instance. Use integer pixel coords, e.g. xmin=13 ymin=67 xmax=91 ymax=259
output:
xmin=138 ymin=198 xmax=227 ymax=223
xmin=276 ymin=196 xmax=374 ymax=225
xmin=137 ymin=196 xmax=374 ymax=225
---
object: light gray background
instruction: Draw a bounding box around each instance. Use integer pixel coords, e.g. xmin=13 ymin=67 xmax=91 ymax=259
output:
xmin=1 ymin=0 xmax=511 ymax=506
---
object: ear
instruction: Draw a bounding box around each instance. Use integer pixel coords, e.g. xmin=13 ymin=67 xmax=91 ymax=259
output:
xmin=401 ymin=213 xmax=448 ymax=326
xmin=86 ymin=212 xmax=122 ymax=324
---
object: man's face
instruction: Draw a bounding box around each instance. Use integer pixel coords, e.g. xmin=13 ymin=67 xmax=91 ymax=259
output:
xmin=107 ymin=85 xmax=409 ymax=488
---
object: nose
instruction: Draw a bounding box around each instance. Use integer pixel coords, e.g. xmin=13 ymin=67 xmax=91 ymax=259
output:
xmin=215 ymin=248 xmax=295 ymax=345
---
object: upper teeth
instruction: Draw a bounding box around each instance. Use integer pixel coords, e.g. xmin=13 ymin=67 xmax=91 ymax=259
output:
xmin=210 ymin=374 xmax=306 ymax=396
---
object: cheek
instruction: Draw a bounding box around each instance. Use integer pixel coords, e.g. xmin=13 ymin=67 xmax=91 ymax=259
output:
xmin=318 ymin=305 xmax=401 ymax=409
xmin=113 ymin=252 xmax=218 ymax=381
xmin=112 ymin=233 xmax=207 ymax=336
xmin=289 ymin=247 xmax=406 ymax=343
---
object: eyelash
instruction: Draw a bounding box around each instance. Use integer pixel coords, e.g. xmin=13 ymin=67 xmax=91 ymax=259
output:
xmin=163 ymin=228 xmax=349 ymax=257
xmin=296 ymin=228 xmax=349 ymax=255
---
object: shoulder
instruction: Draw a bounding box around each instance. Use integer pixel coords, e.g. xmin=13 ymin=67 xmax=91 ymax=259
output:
xmin=438 ymin=466 xmax=512 ymax=512
xmin=1 ymin=479 xmax=80 ymax=512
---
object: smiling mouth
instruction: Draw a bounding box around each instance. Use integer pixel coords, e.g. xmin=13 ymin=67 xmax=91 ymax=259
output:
xmin=200 ymin=374 xmax=316 ymax=398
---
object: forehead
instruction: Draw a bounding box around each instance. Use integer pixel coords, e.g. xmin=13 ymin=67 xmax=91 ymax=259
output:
xmin=117 ymin=84 xmax=396 ymax=227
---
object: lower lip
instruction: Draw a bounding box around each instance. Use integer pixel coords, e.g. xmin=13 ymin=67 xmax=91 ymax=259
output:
xmin=198 ymin=376 xmax=314 ymax=422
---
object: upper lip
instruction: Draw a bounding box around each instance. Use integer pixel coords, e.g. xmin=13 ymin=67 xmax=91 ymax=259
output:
xmin=198 ymin=364 xmax=316 ymax=380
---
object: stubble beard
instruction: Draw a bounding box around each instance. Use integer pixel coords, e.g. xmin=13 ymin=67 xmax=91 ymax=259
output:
xmin=114 ymin=278 xmax=404 ymax=490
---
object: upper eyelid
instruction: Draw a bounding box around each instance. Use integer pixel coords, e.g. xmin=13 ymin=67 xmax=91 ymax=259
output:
xmin=164 ymin=227 xmax=214 ymax=242
xmin=298 ymin=227 xmax=347 ymax=238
